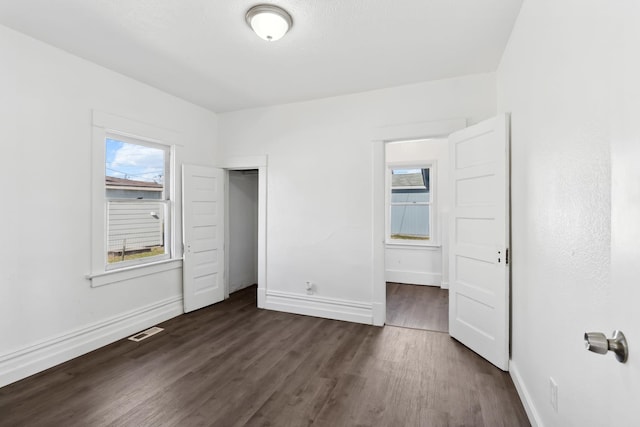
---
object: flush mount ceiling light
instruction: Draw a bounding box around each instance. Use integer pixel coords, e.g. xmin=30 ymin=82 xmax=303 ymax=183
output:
xmin=246 ymin=4 xmax=292 ymax=41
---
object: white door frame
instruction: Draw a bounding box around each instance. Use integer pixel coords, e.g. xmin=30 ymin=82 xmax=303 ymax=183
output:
xmin=220 ymin=155 xmax=268 ymax=308
xmin=371 ymin=119 xmax=466 ymax=326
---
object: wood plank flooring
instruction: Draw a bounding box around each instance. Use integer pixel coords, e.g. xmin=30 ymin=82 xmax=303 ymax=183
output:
xmin=0 ymin=286 xmax=529 ymax=427
xmin=386 ymin=282 xmax=449 ymax=332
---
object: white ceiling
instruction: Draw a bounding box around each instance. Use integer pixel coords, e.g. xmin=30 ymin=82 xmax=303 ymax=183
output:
xmin=0 ymin=0 xmax=523 ymax=113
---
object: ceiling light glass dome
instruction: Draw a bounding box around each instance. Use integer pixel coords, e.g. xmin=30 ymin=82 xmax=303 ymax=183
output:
xmin=246 ymin=5 xmax=293 ymax=41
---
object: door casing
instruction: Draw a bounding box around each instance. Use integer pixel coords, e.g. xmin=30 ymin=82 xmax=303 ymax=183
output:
xmin=371 ymin=119 xmax=467 ymax=326
xmin=220 ymin=156 xmax=268 ymax=307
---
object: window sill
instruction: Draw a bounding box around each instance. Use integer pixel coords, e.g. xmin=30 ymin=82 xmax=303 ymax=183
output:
xmin=385 ymin=241 xmax=441 ymax=249
xmin=87 ymin=258 xmax=183 ymax=288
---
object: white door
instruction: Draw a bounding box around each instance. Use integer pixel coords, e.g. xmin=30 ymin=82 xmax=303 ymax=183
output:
xmin=182 ymin=165 xmax=225 ymax=313
xmin=448 ymin=114 xmax=510 ymax=370
xmin=610 ymin=36 xmax=640 ymax=421
xmin=610 ymin=117 xmax=640 ymax=426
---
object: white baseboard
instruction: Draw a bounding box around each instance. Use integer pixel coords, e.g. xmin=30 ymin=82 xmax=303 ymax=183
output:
xmin=264 ymin=290 xmax=373 ymax=325
xmin=257 ymin=287 xmax=266 ymax=309
xmin=440 ymin=281 xmax=449 ymax=289
xmin=510 ymin=360 xmax=543 ymax=427
xmin=385 ymin=270 xmax=442 ymax=286
xmin=0 ymin=296 xmax=183 ymax=388
xmin=371 ymin=302 xmax=385 ymax=326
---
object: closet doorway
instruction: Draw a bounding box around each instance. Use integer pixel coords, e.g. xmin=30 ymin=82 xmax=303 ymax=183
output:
xmin=227 ymin=169 xmax=259 ymax=295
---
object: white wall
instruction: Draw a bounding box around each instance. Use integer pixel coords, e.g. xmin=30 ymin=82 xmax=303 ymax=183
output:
xmin=497 ymin=1 xmax=635 ymax=425
xmin=219 ymin=74 xmax=495 ymax=322
xmin=228 ymin=170 xmax=258 ymax=293
xmin=0 ymin=25 xmax=218 ymax=386
xmin=385 ymin=139 xmax=450 ymax=287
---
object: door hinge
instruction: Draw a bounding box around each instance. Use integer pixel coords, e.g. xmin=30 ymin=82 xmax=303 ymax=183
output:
xmin=498 ymin=248 xmax=510 ymax=265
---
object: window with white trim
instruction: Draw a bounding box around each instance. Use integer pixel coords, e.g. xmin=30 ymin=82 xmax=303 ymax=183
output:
xmin=104 ymin=134 xmax=171 ymax=268
xmin=388 ymin=165 xmax=433 ymax=242
xmin=89 ymin=112 xmax=181 ymax=287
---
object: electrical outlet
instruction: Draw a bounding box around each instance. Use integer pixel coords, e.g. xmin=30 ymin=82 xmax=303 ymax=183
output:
xmin=305 ymin=281 xmax=314 ymax=295
xmin=549 ymin=377 xmax=558 ymax=412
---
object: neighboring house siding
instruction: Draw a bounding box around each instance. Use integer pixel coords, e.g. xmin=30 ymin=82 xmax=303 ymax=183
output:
xmin=105 ymin=177 xmax=165 ymax=253
xmin=390 ymin=189 xmax=430 ymax=237
xmin=107 ymin=202 xmax=164 ymax=252
xmin=105 ymin=188 xmax=162 ymax=199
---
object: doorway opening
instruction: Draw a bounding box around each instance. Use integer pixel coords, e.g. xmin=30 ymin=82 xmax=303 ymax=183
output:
xmin=372 ymin=115 xmax=511 ymax=370
xmin=227 ymin=170 xmax=259 ymax=296
xmin=384 ymin=139 xmax=450 ymax=333
xmin=222 ymin=155 xmax=268 ymax=309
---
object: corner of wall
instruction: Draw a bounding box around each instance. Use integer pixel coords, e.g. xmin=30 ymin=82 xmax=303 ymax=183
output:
xmin=509 ymin=360 xmax=543 ymax=427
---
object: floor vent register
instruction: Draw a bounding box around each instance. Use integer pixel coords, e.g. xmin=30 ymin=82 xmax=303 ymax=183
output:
xmin=128 ymin=326 xmax=164 ymax=342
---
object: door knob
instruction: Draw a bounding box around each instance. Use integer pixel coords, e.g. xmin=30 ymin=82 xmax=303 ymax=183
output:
xmin=584 ymin=330 xmax=629 ymax=363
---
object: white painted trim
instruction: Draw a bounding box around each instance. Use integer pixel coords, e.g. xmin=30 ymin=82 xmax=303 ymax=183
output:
xmin=385 ymin=270 xmax=442 ymax=286
xmin=88 ymin=258 xmax=183 ymax=287
xmin=264 ymin=290 xmax=373 ymax=325
xmin=0 ymin=296 xmax=183 ymax=388
xmin=92 ymin=110 xmax=181 ymax=146
xmin=90 ymin=111 xmax=182 ymax=285
xmin=372 ymin=118 xmax=467 ymax=326
xmin=257 ymin=165 xmax=267 ymax=309
xmin=220 ymin=156 xmax=268 ymax=307
xmin=371 ymin=303 xmax=385 ymax=327
xmin=385 ymin=242 xmax=441 ymax=249
xmin=371 ymin=118 xmax=467 ymax=142
xmin=223 ymin=170 xmax=230 ymax=300
xmin=257 ymin=287 xmax=267 ymax=309
xmin=509 ymin=361 xmax=542 ymax=427
xmin=440 ymin=211 xmax=450 ymax=290
xmin=372 ymin=141 xmax=386 ymax=326
xmin=220 ymin=155 xmax=268 ymax=169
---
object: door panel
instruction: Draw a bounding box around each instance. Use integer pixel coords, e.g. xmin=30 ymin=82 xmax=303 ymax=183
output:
xmin=610 ymin=5 xmax=640 ymax=417
xmin=449 ymin=114 xmax=510 ymax=370
xmin=182 ymin=165 xmax=224 ymax=313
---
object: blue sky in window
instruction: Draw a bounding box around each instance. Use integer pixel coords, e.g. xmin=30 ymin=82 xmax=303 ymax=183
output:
xmin=106 ymin=138 xmax=165 ymax=183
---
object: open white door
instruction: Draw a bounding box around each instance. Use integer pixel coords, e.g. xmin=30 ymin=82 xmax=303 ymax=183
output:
xmin=449 ymin=114 xmax=510 ymax=370
xmin=182 ymin=165 xmax=225 ymax=313
xmin=609 ymin=51 xmax=640 ymax=422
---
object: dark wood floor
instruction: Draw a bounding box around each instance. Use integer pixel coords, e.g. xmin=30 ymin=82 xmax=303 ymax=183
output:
xmin=0 ymin=286 xmax=529 ymax=427
xmin=386 ymin=282 xmax=449 ymax=333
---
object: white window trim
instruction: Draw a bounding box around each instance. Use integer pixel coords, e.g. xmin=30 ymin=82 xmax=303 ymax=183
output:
xmin=385 ymin=160 xmax=437 ymax=247
xmin=104 ymin=133 xmax=171 ymax=270
xmin=88 ymin=111 xmax=181 ymax=287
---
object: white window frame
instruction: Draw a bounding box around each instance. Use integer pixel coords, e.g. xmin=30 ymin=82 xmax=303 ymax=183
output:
xmin=104 ymin=133 xmax=171 ymax=270
xmin=385 ymin=161 xmax=437 ymax=246
xmin=89 ymin=111 xmax=181 ymax=287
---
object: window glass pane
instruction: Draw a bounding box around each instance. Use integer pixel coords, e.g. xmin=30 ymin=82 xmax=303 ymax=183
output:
xmin=105 ymin=138 xmax=165 ymax=199
xmin=391 ymin=190 xmax=429 ymax=203
xmin=107 ymin=201 xmax=167 ymax=264
xmin=390 ymin=205 xmax=430 ymax=240
xmin=391 ymin=168 xmax=429 ymax=191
